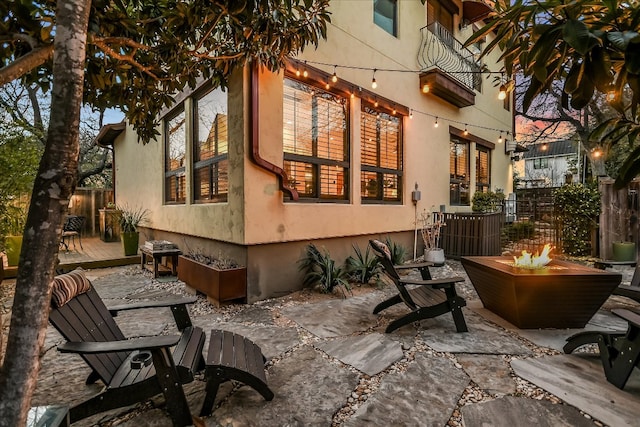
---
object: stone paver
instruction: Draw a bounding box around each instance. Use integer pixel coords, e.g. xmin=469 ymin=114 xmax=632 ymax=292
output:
xmin=345 ymin=353 xmax=470 ymax=427
xmin=512 ymin=354 xmax=640 ymax=427
xmin=461 ymin=396 xmax=595 ymax=427
xmin=315 ymin=333 xmax=403 ymax=376
xmin=456 ymin=355 xmax=517 ymax=396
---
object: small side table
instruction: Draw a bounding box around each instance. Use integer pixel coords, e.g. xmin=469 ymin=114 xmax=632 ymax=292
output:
xmin=139 ymin=247 xmax=182 ymax=278
xmin=27 ymin=405 xmax=70 ymax=427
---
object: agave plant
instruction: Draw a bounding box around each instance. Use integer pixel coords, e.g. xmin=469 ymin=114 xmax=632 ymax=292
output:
xmin=346 ymin=244 xmax=382 ymax=285
xmin=383 ymin=236 xmax=406 ymax=265
xmin=298 ymin=243 xmax=351 ymax=296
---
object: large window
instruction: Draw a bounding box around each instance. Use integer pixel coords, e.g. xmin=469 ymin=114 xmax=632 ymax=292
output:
xmin=533 ymin=158 xmax=549 ymax=169
xmin=476 ymin=146 xmax=491 ymax=193
xmin=283 ymin=78 xmax=349 ymax=201
xmin=450 ymin=139 xmax=469 ymax=205
xmin=361 ymin=107 xmax=402 ymax=203
xmin=165 ymin=108 xmax=186 ymax=204
xmin=374 ymin=0 xmax=398 ymax=36
xmin=193 ymin=86 xmax=228 ymax=203
xmin=427 ymin=0 xmax=454 ymax=33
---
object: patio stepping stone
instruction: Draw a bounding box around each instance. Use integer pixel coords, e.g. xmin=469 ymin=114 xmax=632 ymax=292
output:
xmin=456 ymin=355 xmax=516 ymax=396
xmin=208 ymin=345 xmax=359 ymax=426
xmin=511 ymin=354 xmax=640 ymax=427
xmin=461 ymin=396 xmax=595 ymax=427
xmin=315 ymin=333 xmax=404 ymax=376
xmin=280 ymin=293 xmax=380 ymax=338
xmin=345 ymin=353 xmax=469 ymax=427
xmin=228 ymin=305 xmax=276 ymax=325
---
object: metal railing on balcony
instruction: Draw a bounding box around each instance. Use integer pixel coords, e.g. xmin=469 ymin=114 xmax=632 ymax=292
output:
xmin=418 ymin=22 xmax=483 ymax=92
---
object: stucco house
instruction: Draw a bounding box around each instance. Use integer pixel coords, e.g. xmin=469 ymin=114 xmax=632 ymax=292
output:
xmin=96 ymin=0 xmax=514 ymax=302
xmin=521 ymin=140 xmax=578 ymax=188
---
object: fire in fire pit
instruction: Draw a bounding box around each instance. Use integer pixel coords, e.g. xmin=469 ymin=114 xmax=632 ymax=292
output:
xmin=513 ymin=244 xmax=552 ymax=269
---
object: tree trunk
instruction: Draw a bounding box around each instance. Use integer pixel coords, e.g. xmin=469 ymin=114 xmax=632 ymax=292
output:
xmin=0 ymin=0 xmax=91 ymax=425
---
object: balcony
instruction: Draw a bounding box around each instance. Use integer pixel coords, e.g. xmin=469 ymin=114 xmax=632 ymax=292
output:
xmin=417 ymin=22 xmax=483 ymax=107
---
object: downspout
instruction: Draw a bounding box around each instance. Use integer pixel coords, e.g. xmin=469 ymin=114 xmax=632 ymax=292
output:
xmin=249 ymin=64 xmax=299 ymax=201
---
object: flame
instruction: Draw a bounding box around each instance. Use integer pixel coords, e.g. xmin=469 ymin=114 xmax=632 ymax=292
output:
xmin=513 ymin=244 xmax=553 ymax=269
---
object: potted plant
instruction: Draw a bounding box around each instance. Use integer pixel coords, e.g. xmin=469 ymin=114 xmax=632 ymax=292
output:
xmin=420 ymin=211 xmax=445 ymax=264
xmin=1 ymin=205 xmax=27 ymax=267
xmin=177 ymin=250 xmax=247 ymax=306
xmin=115 ymin=204 xmax=149 ymax=256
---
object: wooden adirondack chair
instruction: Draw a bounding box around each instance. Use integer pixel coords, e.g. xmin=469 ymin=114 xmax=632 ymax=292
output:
xmin=48 ymin=269 xmax=205 ymax=426
xmin=369 ymin=239 xmax=468 ymax=333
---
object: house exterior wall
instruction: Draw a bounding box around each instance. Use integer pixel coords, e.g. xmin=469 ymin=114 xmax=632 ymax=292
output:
xmin=523 ymin=155 xmax=576 ymax=187
xmin=110 ymin=0 xmax=514 ymax=301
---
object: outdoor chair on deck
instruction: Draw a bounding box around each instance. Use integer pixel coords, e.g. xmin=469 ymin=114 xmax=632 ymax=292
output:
xmin=369 ymin=239 xmax=468 ymax=333
xmin=61 ymin=215 xmax=85 ymax=251
xmin=612 ymin=264 xmax=640 ymax=303
xmin=48 ymin=269 xmax=205 ymax=426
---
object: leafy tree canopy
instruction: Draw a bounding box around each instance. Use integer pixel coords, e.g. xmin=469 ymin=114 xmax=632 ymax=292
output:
xmin=1 ymin=0 xmax=331 ymax=142
xmin=468 ymin=0 xmax=640 ymax=187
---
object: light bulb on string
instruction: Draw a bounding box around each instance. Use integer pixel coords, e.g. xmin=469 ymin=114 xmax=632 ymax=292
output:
xmin=434 ymin=117 xmax=439 ymax=128
xmin=541 ymin=142 xmax=548 ymax=151
xmin=409 ymin=109 xmax=413 ymax=119
xmin=463 ymin=125 xmax=468 ymax=136
xmin=498 ymin=84 xmax=507 ymax=100
xmin=498 ymin=132 xmax=503 ymax=143
xmin=374 ymin=98 xmax=379 ymax=108
xmin=392 ymin=107 xmax=397 ymax=115
xmin=371 ymin=69 xmax=377 ymax=89
xmin=332 ymin=65 xmax=338 ymax=83
xmin=295 ymin=67 xmax=301 ymax=77
xmin=325 ymin=80 xmax=330 ymax=90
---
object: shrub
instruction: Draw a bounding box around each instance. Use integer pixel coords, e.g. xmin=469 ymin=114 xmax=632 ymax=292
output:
xmin=346 ymin=244 xmax=382 ymax=285
xmin=298 ymin=243 xmax=350 ymax=296
xmin=383 ymin=236 xmax=406 ymax=264
xmin=553 ymin=184 xmax=600 ymax=256
xmin=503 ymin=220 xmax=535 ymax=241
xmin=472 ymin=190 xmax=505 ymax=213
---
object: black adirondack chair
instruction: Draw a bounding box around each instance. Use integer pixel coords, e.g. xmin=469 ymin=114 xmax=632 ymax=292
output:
xmin=564 ymin=308 xmax=640 ymax=389
xmin=48 ymin=269 xmax=205 ymax=426
xmin=369 ymin=239 xmax=468 ymax=333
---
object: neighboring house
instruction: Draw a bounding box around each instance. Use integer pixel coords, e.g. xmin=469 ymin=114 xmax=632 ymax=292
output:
xmin=96 ymin=0 xmax=514 ymax=301
xmin=521 ymin=140 xmax=578 ymax=188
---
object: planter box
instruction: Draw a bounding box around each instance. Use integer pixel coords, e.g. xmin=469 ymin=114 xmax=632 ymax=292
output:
xmin=462 ymin=256 xmax=622 ymax=329
xmin=177 ymin=255 xmax=246 ymax=306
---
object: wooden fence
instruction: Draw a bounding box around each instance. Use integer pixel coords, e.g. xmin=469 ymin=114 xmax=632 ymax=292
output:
xmin=599 ymin=177 xmax=640 ymax=260
xmin=67 ymin=188 xmax=114 ymax=236
xmin=440 ymin=212 xmax=503 ymax=258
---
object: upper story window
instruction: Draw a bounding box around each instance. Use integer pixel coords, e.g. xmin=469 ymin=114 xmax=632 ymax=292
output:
xmin=193 ymin=86 xmax=228 ymax=203
xmin=374 ymin=0 xmax=398 ymax=36
xmin=476 ymin=146 xmax=491 ymax=193
xmin=361 ymin=107 xmax=403 ymax=203
xmin=533 ymin=158 xmax=549 ymax=169
xmin=165 ymin=108 xmax=186 ymax=204
xmin=427 ymin=0 xmax=455 ymax=34
xmin=450 ymin=138 xmax=469 ymax=205
xmin=283 ymin=78 xmax=349 ymax=201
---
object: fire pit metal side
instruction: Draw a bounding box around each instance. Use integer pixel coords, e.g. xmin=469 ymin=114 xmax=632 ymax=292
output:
xmin=461 ymin=257 xmax=622 ymax=329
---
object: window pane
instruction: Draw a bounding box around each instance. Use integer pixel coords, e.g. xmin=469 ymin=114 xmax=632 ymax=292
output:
xmin=283 ymin=78 xmax=349 ymax=201
xmin=450 ymin=139 xmax=470 ymax=205
xmin=361 ymin=171 xmax=379 ymax=199
xmin=165 ymin=109 xmax=186 ymax=204
xmin=374 ymin=0 xmax=397 ymax=36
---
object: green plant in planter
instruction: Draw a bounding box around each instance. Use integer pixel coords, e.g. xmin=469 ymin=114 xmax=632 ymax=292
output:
xmin=383 ymin=236 xmax=406 ymax=265
xmin=298 ymin=243 xmax=351 ymax=296
xmin=346 ymin=244 xmax=382 ymax=286
xmin=1 ymin=205 xmax=27 ymax=266
xmin=116 ymin=204 xmax=150 ymax=256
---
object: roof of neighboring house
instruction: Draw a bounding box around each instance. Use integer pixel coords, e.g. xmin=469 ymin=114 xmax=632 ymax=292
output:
xmin=522 ymin=140 xmax=577 ymax=159
xmin=94 ymin=122 xmax=126 ymax=147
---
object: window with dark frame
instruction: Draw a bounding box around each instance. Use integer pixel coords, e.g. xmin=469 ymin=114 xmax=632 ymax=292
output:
xmin=193 ymin=86 xmax=228 ymax=203
xmin=374 ymin=0 xmax=398 ymax=36
xmin=476 ymin=146 xmax=491 ymax=193
xmin=283 ymin=78 xmax=349 ymax=201
xmin=361 ymin=107 xmax=403 ymax=203
xmin=450 ymin=138 xmax=469 ymax=205
xmin=533 ymin=158 xmax=549 ymax=169
xmin=427 ymin=0 xmax=454 ymax=33
xmin=164 ymin=108 xmax=186 ymax=204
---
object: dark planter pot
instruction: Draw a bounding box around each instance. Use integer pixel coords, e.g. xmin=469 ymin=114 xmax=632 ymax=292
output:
xmin=612 ymin=242 xmax=636 ymax=262
xmin=462 ymin=256 xmax=622 ymax=329
xmin=121 ymin=232 xmax=140 ymax=256
xmin=177 ymin=255 xmax=246 ymax=306
xmin=5 ymin=235 xmax=23 ymax=266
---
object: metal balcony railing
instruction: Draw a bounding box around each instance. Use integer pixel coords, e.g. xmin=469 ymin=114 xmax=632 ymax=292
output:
xmin=418 ymin=22 xmax=483 ymax=92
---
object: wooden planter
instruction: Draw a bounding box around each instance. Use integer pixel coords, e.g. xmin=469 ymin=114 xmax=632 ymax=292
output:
xmin=177 ymin=255 xmax=246 ymax=306
xmin=462 ymin=256 xmax=622 ymax=329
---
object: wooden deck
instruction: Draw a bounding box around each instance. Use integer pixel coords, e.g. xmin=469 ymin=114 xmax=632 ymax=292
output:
xmin=2 ymin=237 xmax=140 ymax=279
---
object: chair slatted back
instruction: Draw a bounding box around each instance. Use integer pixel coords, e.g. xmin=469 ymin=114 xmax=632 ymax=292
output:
xmin=369 ymin=240 xmax=417 ymax=310
xmin=63 ymin=215 xmax=85 ymax=233
xmin=49 ymin=285 xmax=130 ymax=385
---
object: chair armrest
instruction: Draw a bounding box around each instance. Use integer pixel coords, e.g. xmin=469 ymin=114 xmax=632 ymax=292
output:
xmin=612 ymin=285 xmax=640 ymax=303
xmin=612 ymin=308 xmax=640 ymax=329
xmin=108 ymin=297 xmax=196 ymax=331
xmin=399 ymin=276 xmax=465 ymax=289
xmin=394 ymin=261 xmax=434 ymax=271
xmin=57 ymin=335 xmax=181 ymax=354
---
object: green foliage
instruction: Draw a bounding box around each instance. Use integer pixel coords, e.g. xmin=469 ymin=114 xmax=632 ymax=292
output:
xmin=553 ymin=183 xmax=601 ymax=256
xmin=298 ymin=243 xmax=350 ymax=296
xmin=115 ymin=204 xmax=150 ymax=233
xmin=1 ymin=0 xmax=332 ymax=143
xmin=345 ymin=244 xmax=382 ymax=285
xmin=383 ymin=236 xmax=406 ymax=265
xmin=468 ymin=0 xmax=640 ymax=187
xmin=503 ymin=221 xmax=535 ymax=242
xmin=472 ymin=190 xmax=505 ymax=213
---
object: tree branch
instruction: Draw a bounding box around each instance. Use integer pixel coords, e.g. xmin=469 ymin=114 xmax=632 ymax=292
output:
xmin=0 ymin=45 xmax=54 ymax=86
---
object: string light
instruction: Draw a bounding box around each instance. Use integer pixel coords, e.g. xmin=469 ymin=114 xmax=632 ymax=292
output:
xmin=325 ymin=80 xmax=330 ymax=90
xmin=371 ymin=69 xmax=377 ymax=89
xmin=332 ymin=65 xmax=338 ymax=83
xmin=498 ymin=132 xmax=503 ymax=143
xmin=464 ymin=125 xmax=468 ymax=136
xmin=498 ymin=84 xmax=507 ymax=100
xmin=434 ymin=117 xmax=439 ymax=128
xmin=422 ymin=83 xmax=430 ymax=93
xmin=541 ymin=142 xmax=548 ymax=151
xmin=409 ymin=109 xmax=413 ymax=119
xmin=296 ymin=66 xmax=301 ymax=77
xmin=374 ymin=97 xmax=379 ymax=107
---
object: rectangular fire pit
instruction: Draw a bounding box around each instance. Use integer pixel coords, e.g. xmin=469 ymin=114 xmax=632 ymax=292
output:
xmin=461 ymin=257 xmax=622 ymax=329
